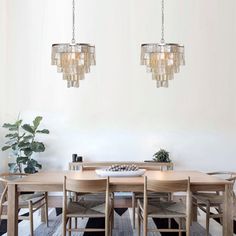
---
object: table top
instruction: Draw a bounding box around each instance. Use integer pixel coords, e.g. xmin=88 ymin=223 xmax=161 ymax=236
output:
xmin=7 ymin=170 xmax=230 ymax=186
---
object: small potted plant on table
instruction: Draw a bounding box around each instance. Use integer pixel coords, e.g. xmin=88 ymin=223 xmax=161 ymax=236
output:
xmin=153 ymin=149 xmax=171 ymax=163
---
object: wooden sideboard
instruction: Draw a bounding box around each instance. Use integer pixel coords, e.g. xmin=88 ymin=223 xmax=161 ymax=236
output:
xmin=68 ymin=161 xmax=174 ymax=171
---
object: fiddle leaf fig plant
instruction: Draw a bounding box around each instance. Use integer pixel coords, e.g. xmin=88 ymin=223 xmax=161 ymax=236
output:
xmin=153 ymin=149 xmax=171 ymax=163
xmin=1 ymin=116 xmax=49 ymax=174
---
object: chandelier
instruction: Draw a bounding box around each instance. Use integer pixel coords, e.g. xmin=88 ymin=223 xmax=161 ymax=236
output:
xmin=141 ymin=0 xmax=185 ymax=88
xmin=51 ymin=0 xmax=95 ymax=88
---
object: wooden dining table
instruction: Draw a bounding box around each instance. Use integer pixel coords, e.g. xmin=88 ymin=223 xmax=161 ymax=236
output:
xmin=6 ymin=170 xmax=234 ymax=236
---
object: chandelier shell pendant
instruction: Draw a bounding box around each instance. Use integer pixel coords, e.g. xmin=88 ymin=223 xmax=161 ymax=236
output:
xmin=51 ymin=0 xmax=95 ymax=88
xmin=141 ymin=0 xmax=185 ymax=88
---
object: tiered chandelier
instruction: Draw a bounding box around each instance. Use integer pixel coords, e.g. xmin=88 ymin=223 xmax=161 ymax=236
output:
xmin=51 ymin=0 xmax=95 ymax=88
xmin=141 ymin=0 xmax=185 ymax=88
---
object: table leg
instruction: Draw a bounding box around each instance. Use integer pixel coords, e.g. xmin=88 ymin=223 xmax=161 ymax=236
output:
xmin=223 ymin=184 xmax=233 ymax=236
xmin=7 ymin=184 xmax=18 ymax=236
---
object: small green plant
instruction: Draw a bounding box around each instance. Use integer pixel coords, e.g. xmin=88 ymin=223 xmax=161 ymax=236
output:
xmin=153 ymin=149 xmax=171 ymax=162
xmin=1 ymin=116 xmax=49 ymax=174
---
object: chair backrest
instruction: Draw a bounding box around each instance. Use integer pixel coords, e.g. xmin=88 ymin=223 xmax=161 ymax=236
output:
xmin=64 ymin=176 xmax=108 ymax=193
xmin=0 ymin=173 xmax=28 ymax=200
xmin=145 ymin=177 xmax=190 ymax=193
xmin=0 ymin=173 xmax=28 ymax=217
xmin=207 ymin=172 xmax=236 ymax=185
xmin=143 ymin=176 xmax=191 ymax=218
xmin=63 ymin=177 xmax=110 ymax=218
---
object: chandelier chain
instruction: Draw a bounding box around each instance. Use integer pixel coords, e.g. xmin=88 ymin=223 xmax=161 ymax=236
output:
xmin=161 ymin=0 xmax=165 ymax=43
xmin=72 ymin=0 xmax=75 ymax=44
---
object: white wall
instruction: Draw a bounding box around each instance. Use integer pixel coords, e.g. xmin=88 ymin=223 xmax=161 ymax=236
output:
xmin=0 ymin=0 xmax=235 ymax=172
xmin=0 ymin=0 xmax=8 ymax=172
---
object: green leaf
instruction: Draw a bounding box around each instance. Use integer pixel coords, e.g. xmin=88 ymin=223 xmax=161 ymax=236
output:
xmin=2 ymin=123 xmax=18 ymax=131
xmin=18 ymin=142 xmax=30 ymax=148
xmin=3 ymin=123 xmax=17 ymax=129
xmin=22 ymin=124 xmax=34 ymax=134
xmin=16 ymin=156 xmax=28 ymax=164
xmin=33 ymin=116 xmax=42 ymax=130
xmin=8 ymin=163 xmax=18 ymax=173
xmin=5 ymin=133 xmax=18 ymax=138
xmin=12 ymin=144 xmax=18 ymax=151
xmin=23 ymin=135 xmax=33 ymax=142
xmin=31 ymin=142 xmax=45 ymax=152
xmin=2 ymin=146 xmax=11 ymax=151
xmin=15 ymin=119 xmax=22 ymax=127
xmin=36 ymin=129 xmax=49 ymax=134
xmin=24 ymin=166 xmax=36 ymax=174
xmin=36 ymin=163 xmax=42 ymax=169
xmin=5 ymin=140 xmax=17 ymax=145
xmin=23 ymin=148 xmax=33 ymax=157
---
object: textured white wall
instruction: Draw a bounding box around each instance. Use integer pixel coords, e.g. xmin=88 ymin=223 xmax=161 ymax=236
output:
xmin=0 ymin=0 xmax=236 ymax=172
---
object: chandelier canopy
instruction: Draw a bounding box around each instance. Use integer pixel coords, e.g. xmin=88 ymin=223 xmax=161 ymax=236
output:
xmin=51 ymin=0 xmax=95 ymax=88
xmin=141 ymin=0 xmax=185 ymax=88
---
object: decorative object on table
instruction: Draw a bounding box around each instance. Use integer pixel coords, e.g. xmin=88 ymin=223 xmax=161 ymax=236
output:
xmin=1 ymin=116 xmax=50 ymax=174
xmin=153 ymin=148 xmax=171 ymax=162
xmin=140 ymin=0 xmax=185 ymax=88
xmin=95 ymin=164 xmax=146 ymax=177
xmin=72 ymin=153 xmax=77 ymax=162
xmin=51 ymin=0 xmax=96 ymax=88
xmin=76 ymin=155 xmax=83 ymax=162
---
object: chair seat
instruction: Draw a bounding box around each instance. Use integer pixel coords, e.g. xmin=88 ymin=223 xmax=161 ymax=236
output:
xmin=135 ymin=192 xmax=170 ymax=199
xmin=138 ymin=199 xmax=186 ymax=218
xmin=3 ymin=192 xmax=45 ymax=207
xmin=66 ymin=198 xmax=106 ymax=217
xmin=193 ymin=192 xmax=224 ymax=205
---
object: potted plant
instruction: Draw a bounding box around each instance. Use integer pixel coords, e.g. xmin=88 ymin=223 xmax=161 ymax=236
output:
xmin=1 ymin=116 xmax=49 ymax=174
xmin=153 ymin=149 xmax=171 ymax=163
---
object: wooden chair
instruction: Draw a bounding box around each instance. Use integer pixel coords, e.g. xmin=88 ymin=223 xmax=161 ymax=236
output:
xmin=132 ymin=165 xmax=172 ymax=229
xmin=0 ymin=173 xmax=48 ymax=236
xmin=81 ymin=163 xmax=172 ymax=229
xmin=192 ymin=171 xmax=236 ymax=236
xmin=63 ymin=176 xmax=111 ymax=236
xmin=137 ymin=177 xmax=191 ymax=236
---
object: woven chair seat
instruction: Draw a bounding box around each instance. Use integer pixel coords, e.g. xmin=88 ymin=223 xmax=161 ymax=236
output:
xmin=138 ymin=199 xmax=186 ymax=218
xmin=193 ymin=192 xmax=224 ymax=205
xmin=135 ymin=192 xmax=170 ymax=199
xmin=3 ymin=192 xmax=45 ymax=207
xmin=67 ymin=198 xmax=106 ymax=217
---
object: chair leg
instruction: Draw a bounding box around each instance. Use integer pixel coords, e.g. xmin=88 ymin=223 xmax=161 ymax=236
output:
xmin=44 ymin=192 xmax=49 ymax=227
xmin=75 ymin=217 xmax=77 ymax=229
xmin=143 ymin=214 xmax=147 ymax=236
xmin=63 ymin=216 xmax=67 ymax=236
xmin=179 ymin=218 xmax=182 ymax=236
xmin=168 ymin=218 xmax=171 ymax=228
xmin=111 ymin=194 xmax=114 ymax=229
xmin=206 ymin=204 xmax=210 ymax=236
xmin=132 ymin=192 xmax=136 ymax=229
xmin=137 ymin=205 xmax=140 ymax=236
xmin=29 ymin=201 xmax=34 ymax=236
xmin=218 ymin=205 xmax=223 ymax=224
xmin=68 ymin=217 xmax=72 ymax=236
xmin=109 ymin=217 xmax=112 ymax=236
